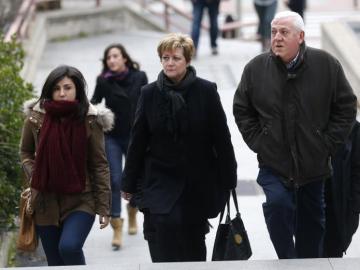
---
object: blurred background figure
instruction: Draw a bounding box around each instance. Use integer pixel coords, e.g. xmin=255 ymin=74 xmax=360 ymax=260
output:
xmin=285 ymin=0 xmax=306 ymax=18
xmin=91 ymin=43 xmax=148 ymax=250
xmin=254 ymin=0 xmax=278 ymax=52
xmin=191 ymin=0 xmax=221 ymax=56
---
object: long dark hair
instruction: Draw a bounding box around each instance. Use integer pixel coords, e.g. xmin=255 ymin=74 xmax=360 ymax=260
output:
xmin=39 ymin=65 xmax=89 ymax=120
xmin=101 ymin=43 xmax=140 ymax=73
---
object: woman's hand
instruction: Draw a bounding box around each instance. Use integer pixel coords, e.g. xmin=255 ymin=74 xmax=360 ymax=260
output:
xmin=121 ymin=191 xmax=133 ymax=201
xmin=99 ymin=215 xmax=110 ymax=229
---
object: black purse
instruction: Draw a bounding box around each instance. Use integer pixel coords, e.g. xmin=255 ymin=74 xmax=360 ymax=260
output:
xmin=212 ymin=189 xmax=252 ymax=261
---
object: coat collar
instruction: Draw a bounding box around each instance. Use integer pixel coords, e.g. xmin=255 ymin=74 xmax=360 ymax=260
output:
xmin=23 ymin=98 xmax=114 ymax=132
xmin=270 ymin=42 xmax=307 ymax=71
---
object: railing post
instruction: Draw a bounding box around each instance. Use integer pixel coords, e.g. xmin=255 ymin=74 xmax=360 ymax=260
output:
xmin=164 ymin=3 xmax=170 ymax=31
xmin=235 ymin=0 xmax=242 ymax=37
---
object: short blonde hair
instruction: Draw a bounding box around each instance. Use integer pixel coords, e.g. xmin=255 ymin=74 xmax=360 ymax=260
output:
xmin=157 ymin=33 xmax=195 ymax=62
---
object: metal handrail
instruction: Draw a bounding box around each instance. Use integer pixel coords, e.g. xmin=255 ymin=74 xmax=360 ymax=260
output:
xmin=138 ymin=0 xmax=256 ymax=39
xmin=4 ymin=0 xmax=36 ymax=42
xmin=5 ymin=0 xmax=102 ymax=42
xmin=139 ymin=0 xmax=208 ymax=32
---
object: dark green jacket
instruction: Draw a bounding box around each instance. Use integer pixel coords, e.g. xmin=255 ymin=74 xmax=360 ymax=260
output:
xmin=233 ymin=43 xmax=357 ymax=186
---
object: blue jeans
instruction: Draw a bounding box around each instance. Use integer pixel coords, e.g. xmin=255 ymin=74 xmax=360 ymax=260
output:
xmin=36 ymin=211 xmax=95 ymax=266
xmin=254 ymin=1 xmax=277 ymax=39
xmin=105 ymin=135 xmax=128 ymax=217
xmin=191 ymin=0 xmax=220 ymax=50
xmin=257 ymin=167 xmax=325 ymax=259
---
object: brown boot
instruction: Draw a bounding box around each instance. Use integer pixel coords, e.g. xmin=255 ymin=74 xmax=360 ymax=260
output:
xmin=127 ymin=204 xmax=138 ymax=235
xmin=110 ymin=217 xmax=123 ymax=250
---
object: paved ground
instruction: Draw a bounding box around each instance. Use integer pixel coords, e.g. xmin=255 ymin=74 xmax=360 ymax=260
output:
xmin=24 ymin=0 xmax=360 ymax=266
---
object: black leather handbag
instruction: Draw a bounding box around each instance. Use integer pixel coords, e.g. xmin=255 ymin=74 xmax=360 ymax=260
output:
xmin=212 ymin=189 xmax=252 ymax=261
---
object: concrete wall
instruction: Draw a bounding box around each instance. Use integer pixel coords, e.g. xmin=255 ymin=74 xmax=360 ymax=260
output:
xmin=21 ymin=3 xmax=164 ymax=83
xmin=0 ymin=231 xmax=15 ymax=267
xmin=44 ymin=5 xmax=163 ymax=41
xmin=321 ymin=20 xmax=360 ymax=100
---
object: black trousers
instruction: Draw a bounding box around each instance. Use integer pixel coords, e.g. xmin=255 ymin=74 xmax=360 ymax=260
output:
xmin=143 ymin=202 xmax=208 ymax=262
xmin=323 ymin=181 xmax=344 ymax=257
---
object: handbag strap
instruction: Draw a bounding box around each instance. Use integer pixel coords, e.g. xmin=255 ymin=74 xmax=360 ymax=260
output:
xmin=218 ymin=189 xmax=230 ymax=223
xmin=231 ymin=188 xmax=240 ymax=215
xmin=218 ymin=189 xmax=241 ymax=223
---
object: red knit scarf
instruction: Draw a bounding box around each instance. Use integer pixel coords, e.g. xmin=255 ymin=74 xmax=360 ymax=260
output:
xmin=31 ymin=100 xmax=87 ymax=194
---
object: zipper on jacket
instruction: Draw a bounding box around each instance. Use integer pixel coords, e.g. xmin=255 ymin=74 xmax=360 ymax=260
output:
xmin=290 ymin=148 xmax=300 ymax=188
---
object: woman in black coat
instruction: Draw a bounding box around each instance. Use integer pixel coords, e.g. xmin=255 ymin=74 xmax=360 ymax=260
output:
xmin=121 ymin=33 xmax=237 ymax=262
xmin=324 ymin=120 xmax=360 ymax=257
xmin=91 ymin=44 xmax=148 ymax=249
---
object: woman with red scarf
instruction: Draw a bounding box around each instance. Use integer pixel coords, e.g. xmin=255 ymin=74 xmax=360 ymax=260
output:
xmin=91 ymin=44 xmax=148 ymax=250
xmin=20 ymin=65 xmax=113 ymax=266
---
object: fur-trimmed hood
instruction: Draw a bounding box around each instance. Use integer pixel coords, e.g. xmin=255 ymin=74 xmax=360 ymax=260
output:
xmin=23 ymin=98 xmax=114 ymax=132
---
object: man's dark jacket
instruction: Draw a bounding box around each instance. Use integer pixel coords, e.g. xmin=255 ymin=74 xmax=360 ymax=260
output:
xmin=122 ymin=78 xmax=237 ymax=219
xmin=91 ymin=69 xmax=148 ymax=139
xmin=233 ymin=43 xmax=357 ymax=186
xmin=325 ymin=121 xmax=360 ymax=256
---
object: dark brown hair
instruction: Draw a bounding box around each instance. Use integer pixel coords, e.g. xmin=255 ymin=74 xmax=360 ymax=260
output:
xmin=101 ymin=43 xmax=140 ymax=73
xmin=39 ymin=65 xmax=89 ymax=120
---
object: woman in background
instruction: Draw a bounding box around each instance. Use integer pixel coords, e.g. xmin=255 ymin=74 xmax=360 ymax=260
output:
xmin=91 ymin=43 xmax=148 ymax=250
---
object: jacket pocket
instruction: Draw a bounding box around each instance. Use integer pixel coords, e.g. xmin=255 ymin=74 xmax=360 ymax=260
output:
xmin=311 ymin=125 xmax=330 ymax=156
xmin=296 ymin=122 xmax=331 ymax=179
xmin=250 ymin=121 xmax=271 ymax=154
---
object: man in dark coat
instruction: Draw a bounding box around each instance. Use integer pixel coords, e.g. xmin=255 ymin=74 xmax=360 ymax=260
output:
xmin=324 ymin=120 xmax=360 ymax=257
xmin=233 ymin=11 xmax=357 ymax=259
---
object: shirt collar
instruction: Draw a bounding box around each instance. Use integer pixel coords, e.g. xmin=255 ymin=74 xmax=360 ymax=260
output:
xmin=286 ymin=50 xmax=300 ymax=70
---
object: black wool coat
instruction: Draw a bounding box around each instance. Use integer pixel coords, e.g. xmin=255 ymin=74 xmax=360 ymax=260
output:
xmin=91 ymin=69 xmax=148 ymax=139
xmin=325 ymin=121 xmax=360 ymax=254
xmin=121 ymin=77 xmax=237 ymax=219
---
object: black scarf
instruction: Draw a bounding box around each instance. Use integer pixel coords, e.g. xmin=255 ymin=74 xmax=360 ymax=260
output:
xmin=156 ymin=66 xmax=197 ymax=141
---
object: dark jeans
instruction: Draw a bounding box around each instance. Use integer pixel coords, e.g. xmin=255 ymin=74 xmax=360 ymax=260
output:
xmin=254 ymin=1 xmax=277 ymax=39
xmin=143 ymin=201 xmax=208 ymax=262
xmin=257 ymin=167 xmax=325 ymax=259
xmin=191 ymin=0 xmax=220 ymax=50
xmin=105 ymin=135 xmax=129 ymax=217
xmin=36 ymin=211 xmax=95 ymax=266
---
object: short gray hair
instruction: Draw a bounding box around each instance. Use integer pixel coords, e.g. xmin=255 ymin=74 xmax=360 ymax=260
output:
xmin=272 ymin=11 xmax=305 ymax=32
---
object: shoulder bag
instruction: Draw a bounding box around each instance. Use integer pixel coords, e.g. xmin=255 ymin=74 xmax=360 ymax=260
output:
xmin=212 ymin=189 xmax=252 ymax=261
